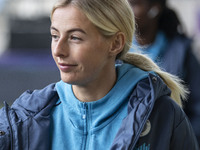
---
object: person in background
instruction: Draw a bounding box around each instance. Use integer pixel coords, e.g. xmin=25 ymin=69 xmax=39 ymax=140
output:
xmin=129 ymin=0 xmax=200 ymax=145
xmin=0 ymin=0 xmax=199 ymax=149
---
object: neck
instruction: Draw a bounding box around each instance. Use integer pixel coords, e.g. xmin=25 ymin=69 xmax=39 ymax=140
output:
xmin=72 ymin=64 xmax=117 ymax=102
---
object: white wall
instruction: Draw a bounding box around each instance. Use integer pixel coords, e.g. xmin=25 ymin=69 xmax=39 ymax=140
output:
xmin=168 ymin=0 xmax=200 ymax=61
xmin=168 ymin=0 xmax=200 ymax=37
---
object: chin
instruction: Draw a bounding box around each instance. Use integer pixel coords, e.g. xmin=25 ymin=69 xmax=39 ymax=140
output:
xmin=60 ymin=71 xmax=89 ymax=86
xmin=61 ymin=76 xmax=73 ymax=84
xmin=60 ymin=74 xmax=78 ymax=85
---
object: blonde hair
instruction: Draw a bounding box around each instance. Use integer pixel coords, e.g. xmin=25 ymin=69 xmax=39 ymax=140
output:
xmin=122 ymin=53 xmax=189 ymax=106
xmin=51 ymin=0 xmax=188 ymax=106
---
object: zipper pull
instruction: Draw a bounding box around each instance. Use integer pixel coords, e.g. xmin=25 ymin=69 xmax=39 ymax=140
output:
xmin=83 ymin=102 xmax=88 ymax=109
xmin=82 ymin=102 xmax=88 ymax=120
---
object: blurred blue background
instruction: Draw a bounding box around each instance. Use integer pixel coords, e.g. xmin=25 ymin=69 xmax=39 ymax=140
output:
xmin=0 ymin=0 xmax=200 ymax=106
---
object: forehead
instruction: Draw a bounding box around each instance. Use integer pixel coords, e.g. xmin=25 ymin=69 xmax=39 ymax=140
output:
xmin=51 ymin=5 xmax=94 ymax=31
xmin=52 ymin=5 xmax=85 ymax=21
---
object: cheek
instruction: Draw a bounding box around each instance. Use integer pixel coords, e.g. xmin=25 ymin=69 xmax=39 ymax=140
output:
xmin=51 ymin=48 xmax=58 ymax=65
xmin=76 ymin=43 xmax=102 ymax=61
xmin=77 ymin=51 xmax=97 ymax=67
xmin=51 ymin=42 xmax=56 ymax=54
xmin=51 ymin=48 xmax=56 ymax=61
xmin=77 ymin=47 xmax=108 ymax=70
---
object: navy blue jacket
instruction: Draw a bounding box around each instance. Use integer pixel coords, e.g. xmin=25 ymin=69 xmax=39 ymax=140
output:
xmin=0 ymin=73 xmax=199 ymax=150
xmin=159 ymin=35 xmax=200 ymax=145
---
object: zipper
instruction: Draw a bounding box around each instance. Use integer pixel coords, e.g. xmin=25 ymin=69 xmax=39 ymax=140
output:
xmin=82 ymin=102 xmax=90 ymax=150
xmin=128 ymin=131 xmax=140 ymax=150
xmin=4 ymin=101 xmax=14 ymax=150
xmin=128 ymin=116 xmax=152 ymax=150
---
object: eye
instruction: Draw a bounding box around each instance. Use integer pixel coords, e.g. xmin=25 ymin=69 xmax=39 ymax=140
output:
xmin=51 ymin=34 xmax=59 ymax=41
xmin=70 ymin=35 xmax=82 ymax=41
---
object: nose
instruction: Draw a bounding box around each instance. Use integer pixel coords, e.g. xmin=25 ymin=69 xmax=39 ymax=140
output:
xmin=52 ymin=38 xmax=69 ymax=57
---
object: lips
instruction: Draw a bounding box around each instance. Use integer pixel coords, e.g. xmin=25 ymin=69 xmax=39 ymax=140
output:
xmin=58 ymin=62 xmax=77 ymax=72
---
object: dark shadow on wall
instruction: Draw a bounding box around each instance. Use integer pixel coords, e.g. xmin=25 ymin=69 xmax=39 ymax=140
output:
xmin=9 ymin=17 xmax=51 ymax=50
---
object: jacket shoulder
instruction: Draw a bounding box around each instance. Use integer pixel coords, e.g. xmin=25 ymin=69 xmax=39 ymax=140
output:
xmin=154 ymin=95 xmax=185 ymax=127
xmin=133 ymin=74 xmax=199 ymax=149
xmin=2 ymin=83 xmax=58 ymax=120
xmin=145 ymin=95 xmax=199 ymax=149
xmin=0 ymin=83 xmax=58 ymax=150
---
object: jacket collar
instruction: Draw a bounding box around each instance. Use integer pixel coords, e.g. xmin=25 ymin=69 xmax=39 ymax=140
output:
xmin=110 ymin=73 xmax=171 ymax=150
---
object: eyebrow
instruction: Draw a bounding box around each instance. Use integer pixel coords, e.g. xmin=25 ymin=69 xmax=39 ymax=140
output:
xmin=50 ymin=26 xmax=86 ymax=34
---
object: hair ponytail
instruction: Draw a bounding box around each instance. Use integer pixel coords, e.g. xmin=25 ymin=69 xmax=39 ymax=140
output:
xmin=121 ymin=52 xmax=189 ymax=107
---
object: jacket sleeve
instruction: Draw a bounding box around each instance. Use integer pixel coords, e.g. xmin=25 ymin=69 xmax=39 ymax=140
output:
xmin=170 ymin=115 xmax=199 ymax=150
xmin=160 ymin=95 xmax=199 ymax=150
xmin=184 ymin=48 xmax=200 ymax=145
xmin=159 ymin=95 xmax=199 ymax=149
xmin=0 ymin=104 xmax=11 ymax=150
xmin=135 ymin=95 xmax=199 ymax=150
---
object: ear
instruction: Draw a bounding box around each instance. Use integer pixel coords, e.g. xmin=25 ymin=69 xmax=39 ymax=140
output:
xmin=109 ymin=32 xmax=125 ymax=57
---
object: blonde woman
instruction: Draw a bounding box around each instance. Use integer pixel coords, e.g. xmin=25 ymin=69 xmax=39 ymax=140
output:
xmin=0 ymin=0 xmax=198 ymax=149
